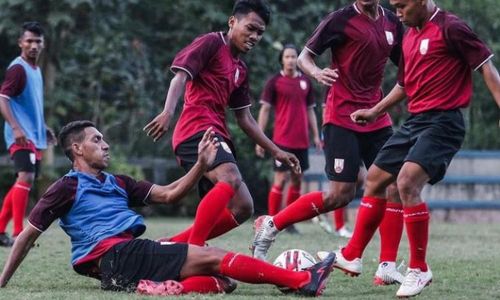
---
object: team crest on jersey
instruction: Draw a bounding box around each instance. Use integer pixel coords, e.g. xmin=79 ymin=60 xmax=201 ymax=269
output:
xmin=234 ymin=68 xmax=240 ymax=83
xmin=334 ymin=158 xmax=344 ymax=173
xmin=221 ymin=141 xmax=232 ymax=154
xmin=29 ymin=153 xmax=36 ymax=165
xmin=300 ymin=80 xmax=308 ymax=90
xmin=420 ymin=39 xmax=430 ymax=55
xmin=274 ymin=159 xmax=283 ymax=168
xmin=385 ymin=31 xmax=394 ymax=46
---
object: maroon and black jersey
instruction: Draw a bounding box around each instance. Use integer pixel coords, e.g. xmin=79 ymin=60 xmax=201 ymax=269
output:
xmin=260 ymin=72 xmax=315 ymax=149
xmin=397 ymin=8 xmax=493 ymax=113
xmin=171 ymin=32 xmax=251 ymax=150
xmin=305 ymin=3 xmax=403 ymax=132
xmin=0 ymin=64 xmax=27 ymax=99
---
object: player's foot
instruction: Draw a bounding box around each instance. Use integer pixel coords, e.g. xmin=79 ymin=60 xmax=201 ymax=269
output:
xmin=136 ymin=279 xmax=184 ymax=296
xmin=213 ymin=275 xmax=238 ymax=294
xmin=251 ymin=215 xmax=279 ymax=261
xmin=373 ymin=261 xmax=405 ymax=285
xmin=284 ymin=224 xmax=301 ymax=235
xmin=396 ymin=266 xmax=432 ymax=298
xmin=312 ymin=214 xmax=333 ymax=234
xmin=335 ymin=226 xmax=353 ymax=238
xmin=0 ymin=233 xmax=14 ymax=247
xmin=295 ymin=252 xmax=336 ymax=297
xmin=317 ymin=248 xmax=362 ymax=276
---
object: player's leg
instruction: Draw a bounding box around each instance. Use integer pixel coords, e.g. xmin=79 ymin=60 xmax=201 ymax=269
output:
xmin=268 ymin=170 xmax=288 ymax=216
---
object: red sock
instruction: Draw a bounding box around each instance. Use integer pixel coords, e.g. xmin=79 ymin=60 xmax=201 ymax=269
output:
xmin=268 ymin=185 xmax=283 ymax=216
xmin=273 ymin=192 xmax=325 ymax=231
xmin=285 ymin=185 xmax=301 ymax=207
xmin=0 ymin=187 xmax=15 ymax=233
xmin=188 ymin=182 xmax=235 ymax=246
xmin=404 ymin=202 xmax=429 ymax=271
xmin=168 ymin=208 xmax=239 ymax=243
xmin=342 ymin=196 xmax=386 ymax=260
xmin=11 ymin=182 xmax=31 ymax=236
xmin=379 ymin=202 xmax=404 ymax=262
xmin=180 ymin=276 xmax=225 ymax=294
xmin=333 ymin=208 xmax=345 ymax=231
xmin=219 ymin=252 xmax=309 ymax=289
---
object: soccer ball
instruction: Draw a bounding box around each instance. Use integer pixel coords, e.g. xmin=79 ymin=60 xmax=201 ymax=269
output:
xmin=273 ymin=249 xmax=317 ymax=271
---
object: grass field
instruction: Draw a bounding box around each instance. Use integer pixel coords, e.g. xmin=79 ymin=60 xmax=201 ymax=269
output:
xmin=1 ymin=217 xmax=499 ymax=300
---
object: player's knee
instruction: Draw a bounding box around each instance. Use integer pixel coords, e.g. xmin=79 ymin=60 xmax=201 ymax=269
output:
xmin=232 ymin=202 xmax=253 ymax=223
xmin=323 ymin=188 xmax=355 ymax=210
xmin=364 ymin=175 xmax=386 ymax=197
xmin=198 ymin=247 xmax=226 ymax=273
xmin=396 ymin=175 xmax=421 ymax=199
xmin=17 ymin=172 xmax=35 ymax=185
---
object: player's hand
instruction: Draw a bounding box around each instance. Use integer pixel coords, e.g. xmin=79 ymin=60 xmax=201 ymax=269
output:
xmin=13 ymin=127 xmax=27 ymax=147
xmin=143 ymin=111 xmax=171 ymax=142
xmin=350 ymin=108 xmax=378 ymax=125
xmin=313 ymin=136 xmax=322 ymax=153
xmin=274 ymin=150 xmax=301 ymax=174
xmin=255 ymin=145 xmax=265 ymax=158
xmin=46 ymin=126 xmax=57 ymax=146
xmin=197 ymin=127 xmax=219 ymax=169
xmin=313 ymin=67 xmax=339 ymax=86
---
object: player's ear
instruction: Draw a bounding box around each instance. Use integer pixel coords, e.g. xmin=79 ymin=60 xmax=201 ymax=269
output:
xmin=72 ymin=142 xmax=83 ymax=157
xmin=228 ymin=15 xmax=236 ymax=29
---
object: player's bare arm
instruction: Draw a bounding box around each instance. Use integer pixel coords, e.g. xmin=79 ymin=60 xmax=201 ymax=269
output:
xmin=307 ymin=107 xmax=322 ymax=150
xmin=234 ymin=107 xmax=301 ymax=174
xmin=297 ymin=49 xmax=338 ymax=87
xmin=0 ymin=225 xmax=41 ymax=287
xmin=351 ymin=84 xmax=406 ymax=124
xmin=144 ymin=71 xmax=189 ymax=142
xmin=0 ymin=95 xmax=27 ymax=146
xmin=255 ymin=102 xmax=271 ymax=157
xmin=479 ymin=60 xmax=500 ymax=109
xmin=148 ymin=128 xmax=219 ymax=204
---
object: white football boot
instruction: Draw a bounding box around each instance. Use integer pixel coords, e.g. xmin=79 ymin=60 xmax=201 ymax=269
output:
xmin=396 ymin=266 xmax=433 ymax=297
xmin=373 ymin=261 xmax=406 ymax=285
xmin=251 ymin=215 xmax=279 ymax=261
xmin=317 ymin=248 xmax=362 ymax=276
xmin=335 ymin=225 xmax=353 ymax=238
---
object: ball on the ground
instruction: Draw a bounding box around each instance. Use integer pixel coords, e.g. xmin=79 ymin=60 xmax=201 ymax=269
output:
xmin=273 ymin=249 xmax=317 ymax=271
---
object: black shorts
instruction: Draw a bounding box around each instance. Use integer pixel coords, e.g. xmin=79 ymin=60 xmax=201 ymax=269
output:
xmin=100 ymin=239 xmax=188 ymax=292
xmin=175 ymin=131 xmax=237 ymax=198
xmin=12 ymin=149 xmax=41 ymax=177
xmin=323 ymin=124 xmax=393 ymax=182
xmin=374 ymin=110 xmax=465 ymax=185
xmin=273 ymin=145 xmax=309 ymax=172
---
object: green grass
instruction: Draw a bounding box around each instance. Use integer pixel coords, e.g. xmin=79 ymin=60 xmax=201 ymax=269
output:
xmin=1 ymin=218 xmax=499 ymax=300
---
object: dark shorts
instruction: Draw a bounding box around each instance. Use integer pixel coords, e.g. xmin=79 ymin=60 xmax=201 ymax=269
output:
xmin=175 ymin=131 xmax=238 ymax=198
xmin=273 ymin=145 xmax=309 ymax=172
xmin=323 ymin=124 xmax=393 ymax=182
xmin=100 ymin=239 xmax=188 ymax=292
xmin=374 ymin=110 xmax=465 ymax=185
xmin=12 ymin=149 xmax=41 ymax=177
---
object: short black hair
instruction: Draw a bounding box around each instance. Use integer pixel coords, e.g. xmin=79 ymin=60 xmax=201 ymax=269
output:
xmin=20 ymin=21 xmax=44 ymax=37
xmin=58 ymin=120 xmax=96 ymax=162
xmin=278 ymin=43 xmax=299 ymax=65
xmin=232 ymin=0 xmax=271 ymax=25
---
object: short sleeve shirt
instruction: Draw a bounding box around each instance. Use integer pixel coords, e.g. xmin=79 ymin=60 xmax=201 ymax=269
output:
xmin=305 ymin=4 xmax=403 ymax=132
xmin=0 ymin=64 xmax=26 ymax=99
xmin=29 ymin=174 xmax=153 ymax=232
xmin=260 ymin=72 xmax=315 ymax=149
xmin=397 ymin=9 xmax=493 ymax=113
xmin=170 ymin=32 xmax=251 ymax=150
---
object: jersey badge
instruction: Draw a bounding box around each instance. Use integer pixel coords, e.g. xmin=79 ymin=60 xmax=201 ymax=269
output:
xmin=300 ymin=80 xmax=308 ymax=90
xmin=234 ymin=68 xmax=240 ymax=83
xmin=420 ymin=39 xmax=429 ymax=55
xmin=221 ymin=141 xmax=233 ymax=154
xmin=385 ymin=31 xmax=394 ymax=46
xmin=334 ymin=158 xmax=344 ymax=173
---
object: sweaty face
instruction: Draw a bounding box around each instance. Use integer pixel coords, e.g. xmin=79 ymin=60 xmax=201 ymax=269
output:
xmin=390 ymin=0 xmax=426 ymax=27
xmin=282 ymin=48 xmax=298 ymax=72
xmin=79 ymin=127 xmax=110 ymax=170
xmin=18 ymin=31 xmax=44 ymax=62
xmin=228 ymin=12 xmax=266 ymax=54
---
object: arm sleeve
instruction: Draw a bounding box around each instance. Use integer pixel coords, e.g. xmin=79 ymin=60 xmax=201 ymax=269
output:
xmin=444 ymin=17 xmax=493 ymax=71
xmin=228 ymin=72 xmax=251 ymax=110
xmin=390 ymin=21 xmax=404 ymax=66
xmin=306 ymin=77 xmax=316 ymax=107
xmin=260 ymin=76 xmax=277 ymax=105
xmin=305 ymin=11 xmax=347 ymax=56
xmin=0 ymin=65 xmax=26 ymax=99
xmin=170 ymin=33 xmax=223 ymax=80
xmin=115 ymin=175 xmax=154 ymax=207
xmin=28 ymin=178 xmax=77 ymax=232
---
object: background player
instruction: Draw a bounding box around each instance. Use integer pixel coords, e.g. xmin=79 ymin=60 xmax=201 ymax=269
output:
xmin=0 ymin=22 xmax=55 ymax=247
xmin=144 ymin=0 xmax=300 ymax=247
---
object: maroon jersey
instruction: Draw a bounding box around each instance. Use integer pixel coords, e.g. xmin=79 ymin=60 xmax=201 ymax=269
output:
xmin=397 ymin=9 xmax=493 ymax=113
xmin=260 ymin=72 xmax=315 ymax=149
xmin=0 ymin=64 xmax=26 ymax=99
xmin=171 ymin=32 xmax=251 ymax=150
xmin=305 ymin=4 xmax=403 ymax=132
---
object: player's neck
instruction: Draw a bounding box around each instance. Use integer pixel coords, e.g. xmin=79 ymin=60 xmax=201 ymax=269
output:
xmin=73 ymin=162 xmax=103 ymax=177
xmin=282 ymin=68 xmax=298 ymax=78
xmin=20 ymin=54 xmax=38 ymax=68
xmin=355 ymin=2 xmax=379 ymax=20
xmin=417 ymin=5 xmax=438 ymax=30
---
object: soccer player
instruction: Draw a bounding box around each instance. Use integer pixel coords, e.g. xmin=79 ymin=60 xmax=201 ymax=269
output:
xmin=0 ymin=22 xmax=56 ymax=247
xmin=144 ymin=0 xmax=300 ymax=247
xmin=255 ymin=44 xmax=321 ymax=234
xmin=252 ymin=0 xmax=406 ymax=285
xmin=0 ymin=120 xmax=336 ymax=296
xmin=333 ymin=0 xmax=500 ymax=297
